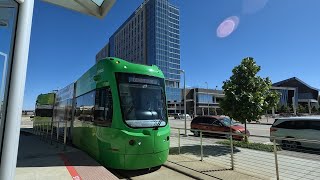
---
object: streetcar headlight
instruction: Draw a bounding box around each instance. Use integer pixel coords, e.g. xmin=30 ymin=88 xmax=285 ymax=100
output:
xmin=129 ymin=139 xmax=136 ymax=146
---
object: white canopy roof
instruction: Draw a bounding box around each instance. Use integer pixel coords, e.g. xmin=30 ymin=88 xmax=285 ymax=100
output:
xmin=42 ymin=0 xmax=116 ymax=18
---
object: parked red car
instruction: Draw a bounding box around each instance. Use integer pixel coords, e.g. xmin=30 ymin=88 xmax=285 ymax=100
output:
xmin=190 ymin=116 xmax=250 ymax=140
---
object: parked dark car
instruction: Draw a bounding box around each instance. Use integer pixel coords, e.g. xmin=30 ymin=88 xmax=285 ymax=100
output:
xmin=190 ymin=116 xmax=250 ymax=140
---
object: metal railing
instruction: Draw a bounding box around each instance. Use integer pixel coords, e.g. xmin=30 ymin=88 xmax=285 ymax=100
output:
xmin=170 ymin=127 xmax=320 ymax=180
xmin=32 ymin=119 xmax=70 ymax=150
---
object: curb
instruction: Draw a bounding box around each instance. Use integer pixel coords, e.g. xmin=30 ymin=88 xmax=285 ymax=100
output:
xmin=248 ymin=123 xmax=273 ymax=125
xmin=164 ymin=161 xmax=211 ymax=180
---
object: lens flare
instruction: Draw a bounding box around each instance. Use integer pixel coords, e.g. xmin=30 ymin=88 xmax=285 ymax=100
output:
xmin=216 ymin=16 xmax=240 ymax=38
xmin=242 ymin=0 xmax=269 ymax=14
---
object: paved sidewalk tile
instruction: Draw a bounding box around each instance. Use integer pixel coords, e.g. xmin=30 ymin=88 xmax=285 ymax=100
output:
xmin=168 ymin=155 xmax=262 ymax=180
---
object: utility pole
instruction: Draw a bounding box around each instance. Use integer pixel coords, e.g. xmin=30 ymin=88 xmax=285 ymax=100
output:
xmin=205 ymin=82 xmax=209 ymax=115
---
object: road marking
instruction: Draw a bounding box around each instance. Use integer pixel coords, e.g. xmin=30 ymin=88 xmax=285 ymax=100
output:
xmin=59 ymin=153 xmax=82 ymax=180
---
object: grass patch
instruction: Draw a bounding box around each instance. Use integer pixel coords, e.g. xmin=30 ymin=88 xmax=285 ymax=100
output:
xmin=217 ymin=140 xmax=282 ymax=152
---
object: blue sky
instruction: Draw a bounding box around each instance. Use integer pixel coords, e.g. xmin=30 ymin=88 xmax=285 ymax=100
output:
xmin=24 ymin=0 xmax=320 ymax=109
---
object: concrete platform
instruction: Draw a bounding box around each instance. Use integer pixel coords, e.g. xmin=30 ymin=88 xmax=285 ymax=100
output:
xmin=15 ymin=131 xmax=118 ymax=180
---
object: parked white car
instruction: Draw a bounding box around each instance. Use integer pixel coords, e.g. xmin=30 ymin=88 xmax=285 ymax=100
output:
xmin=173 ymin=113 xmax=191 ymax=119
xmin=270 ymin=117 xmax=320 ymax=149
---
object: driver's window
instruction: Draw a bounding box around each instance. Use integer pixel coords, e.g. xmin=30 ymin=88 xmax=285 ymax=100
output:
xmin=203 ymin=118 xmax=214 ymax=125
xmin=212 ymin=120 xmax=221 ymax=126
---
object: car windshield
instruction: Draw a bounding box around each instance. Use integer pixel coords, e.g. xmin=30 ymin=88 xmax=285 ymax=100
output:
xmin=117 ymin=73 xmax=167 ymax=128
xmin=220 ymin=117 xmax=237 ymax=127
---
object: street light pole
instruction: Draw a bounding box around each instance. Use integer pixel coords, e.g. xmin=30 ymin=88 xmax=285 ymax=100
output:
xmin=205 ymin=82 xmax=209 ymax=115
xmin=180 ymin=70 xmax=187 ymax=136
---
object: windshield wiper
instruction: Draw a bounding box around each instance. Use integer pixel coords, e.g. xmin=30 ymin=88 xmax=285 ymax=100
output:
xmin=153 ymin=110 xmax=166 ymax=130
xmin=153 ymin=120 xmax=163 ymax=130
xmin=125 ymin=103 xmax=135 ymax=120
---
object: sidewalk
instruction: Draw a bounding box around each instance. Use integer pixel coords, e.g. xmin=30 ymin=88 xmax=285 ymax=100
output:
xmin=170 ymin=135 xmax=320 ymax=180
xmin=16 ymin=130 xmax=118 ymax=180
xmin=165 ymin=155 xmax=261 ymax=180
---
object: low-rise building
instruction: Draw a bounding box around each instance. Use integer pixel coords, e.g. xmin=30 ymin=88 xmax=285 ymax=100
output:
xmin=272 ymin=77 xmax=319 ymax=113
xmin=167 ymin=88 xmax=225 ymax=116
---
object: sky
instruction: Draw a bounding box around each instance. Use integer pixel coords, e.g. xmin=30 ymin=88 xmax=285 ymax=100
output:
xmin=22 ymin=0 xmax=320 ymax=109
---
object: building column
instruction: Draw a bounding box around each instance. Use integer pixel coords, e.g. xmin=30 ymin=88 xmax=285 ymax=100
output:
xmin=308 ymin=99 xmax=311 ymax=114
xmin=292 ymin=96 xmax=296 ymax=115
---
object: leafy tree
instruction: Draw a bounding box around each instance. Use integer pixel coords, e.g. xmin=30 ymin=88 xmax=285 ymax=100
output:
xmin=278 ymin=105 xmax=286 ymax=113
xmin=297 ymin=104 xmax=307 ymax=113
xmin=286 ymin=105 xmax=292 ymax=113
xmin=311 ymin=106 xmax=317 ymax=114
xmin=220 ymin=57 xmax=280 ymax=142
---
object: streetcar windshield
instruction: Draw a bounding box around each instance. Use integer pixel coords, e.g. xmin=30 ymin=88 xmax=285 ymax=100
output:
xmin=117 ymin=73 xmax=167 ymax=128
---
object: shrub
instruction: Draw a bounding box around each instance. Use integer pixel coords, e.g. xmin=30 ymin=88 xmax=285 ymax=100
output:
xmin=217 ymin=140 xmax=282 ymax=152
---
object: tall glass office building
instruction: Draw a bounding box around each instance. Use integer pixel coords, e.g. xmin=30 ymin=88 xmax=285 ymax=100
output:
xmin=96 ymin=0 xmax=181 ymax=102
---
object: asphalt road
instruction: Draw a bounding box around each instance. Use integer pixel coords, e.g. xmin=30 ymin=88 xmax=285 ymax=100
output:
xmin=169 ymin=117 xmax=271 ymax=142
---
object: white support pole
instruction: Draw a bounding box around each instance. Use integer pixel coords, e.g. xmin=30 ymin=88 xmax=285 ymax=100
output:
xmin=308 ymin=99 xmax=311 ymax=114
xmin=0 ymin=1 xmax=34 ymax=179
xmin=292 ymin=96 xmax=296 ymax=115
xmin=193 ymin=89 xmax=196 ymax=117
xmin=205 ymin=82 xmax=209 ymax=115
xmin=183 ymin=71 xmax=186 ymax=136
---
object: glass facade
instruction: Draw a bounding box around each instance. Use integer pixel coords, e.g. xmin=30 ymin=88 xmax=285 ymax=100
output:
xmin=147 ymin=0 xmax=181 ymax=101
xmin=97 ymin=0 xmax=181 ymax=102
xmin=197 ymin=94 xmax=215 ymax=104
xmin=166 ymin=87 xmax=181 ymax=102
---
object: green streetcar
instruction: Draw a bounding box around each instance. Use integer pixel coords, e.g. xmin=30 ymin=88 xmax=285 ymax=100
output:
xmin=35 ymin=93 xmax=55 ymax=117
xmin=34 ymin=93 xmax=55 ymax=129
xmin=52 ymin=57 xmax=170 ymax=170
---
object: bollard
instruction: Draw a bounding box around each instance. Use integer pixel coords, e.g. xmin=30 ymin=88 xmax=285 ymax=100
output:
xmin=33 ymin=121 xmax=36 ymax=134
xmin=36 ymin=122 xmax=38 ymax=135
xmin=32 ymin=120 xmax=35 ymax=134
xmin=200 ymin=131 xmax=203 ymax=161
xmin=63 ymin=120 xmax=67 ymax=151
xmin=36 ymin=122 xmax=38 ymax=136
xmin=40 ymin=122 xmax=43 ymax=140
xmin=46 ymin=121 xmax=49 ymax=142
xmin=273 ymin=139 xmax=280 ymax=180
xmin=178 ymin=129 xmax=181 ymax=154
xmin=56 ymin=121 xmax=59 ymax=148
xmin=230 ymin=133 xmax=234 ymax=170
xmin=50 ymin=121 xmax=54 ymax=145
xmin=41 ymin=122 xmax=45 ymax=140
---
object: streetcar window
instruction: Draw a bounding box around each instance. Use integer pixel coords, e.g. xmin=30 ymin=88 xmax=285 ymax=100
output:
xmin=94 ymin=87 xmax=113 ymax=127
xmin=75 ymin=91 xmax=95 ymax=122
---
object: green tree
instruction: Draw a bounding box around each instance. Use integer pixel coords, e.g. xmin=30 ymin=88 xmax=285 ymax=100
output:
xmin=297 ymin=104 xmax=306 ymax=113
xmin=311 ymin=106 xmax=317 ymax=114
xmin=286 ymin=105 xmax=292 ymax=113
xmin=220 ymin=57 xmax=280 ymax=142
xmin=279 ymin=105 xmax=286 ymax=113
